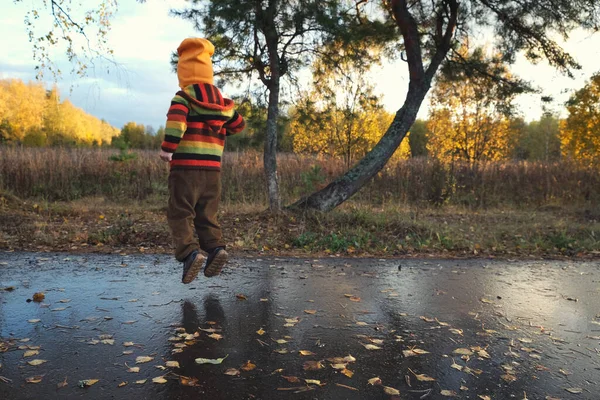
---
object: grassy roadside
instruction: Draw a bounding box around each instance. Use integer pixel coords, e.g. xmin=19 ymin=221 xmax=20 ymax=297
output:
xmin=1 ymin=193 xmax=598 ymax=259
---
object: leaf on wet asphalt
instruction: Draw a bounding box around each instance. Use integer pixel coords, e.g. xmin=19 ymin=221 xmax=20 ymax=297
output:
xmin=478 ymin=396 xmax=491 ymax=400
xmin=303 ymin=360 xmax=324 ymax=371
xmin=122 ymin=321 xmax=137 ymax=325
xmin=57 ymin=377 xmax=68 ymax=389
xmin=274 ymin=349 xmax=289 ymax=354
xmin=208 ymin=333 xmax=223 ymax=340
xmin=460 ymin=385 xmax=469 ymax=391
xmin=477 ymin=349 xmax=491 ymax=359
xmin=195 ymin=355 xmax=228 ymax=365
xmin=409 ymin=369 xmax=436 ymax=382
xmin=331 ymin=363 xmax=347 ymax=370
xmin=236 ymin=294 xmax=247 ymax=300
xmin=135 ymin=356 xmax=153 ymax=364
xmin=341 ymin=368 xmax=354 ymax=378
xmin=343 ymin=355 xmax=356 ymax=362
xmin=565 ymin=388 xmax=583 ymax=394
xmin=152 ymin=376 xmax=168 ymax=384
xmin=135 ymin=379 xmax=147 ymax=384
xmin=349 ymin=296 xmax=361 ymax=302
xmin=518 ymin=338 xmax=533 ymax=344
xmin=403 ymin=348 xmax=429 ymax=357
xmin=78 ymin=379 xmax=99 ymax=387
xmin=273 ymin=339 xmax=288 ymax=344
xmin=51 ymin=307 xmax=67 ymax=312
xmin=28 ymin=319 xmax=41 ymax=324
xmin=155 ymin=365 xmax=166 ymax=371
xmin=368 ymin=377 xmax=382 ymax=386
xmin=440 ymin=389 xmax=457 ymax=396
xmin=126 ymin=364 xmax=140 ymax=373
xmin=452 ymin=348 xmax=473 ymax=356
xmin=559 ymin=368 xmax=571 ymax=376
xmin=285 ymin=317 xmax=300 ymax=325
xmin=305 ymin=379 xmax=321 ymax=385
xmin=420 ymin=316 xmax=435 ymax=323
xmin=256 ymin=328 xmax=266 ymax=336
xmin=118 ymin=381 xmax=127 ymax=387
xmin=450 ymin=360 xmax=463 ymax=371
xmin=449 ymin=329 xmax=463 ymax=336
xmin=299 ymin=350 xmax=316 ymax=356
xmin=224 ymin=368 xmax=240 ymax=376
xmin=480 ymin=298 xmax=494 ymax=304
xmin=32 ymin=292 xmax=45 ymax=302
xmin=87 ymin=339 xmax=99 ymax=345
xmin=180 ymin=376 xmax=200 ymax=386
xmin=241 ymin=360 xmax=256 ymax=371
xmin=166 ymin=361 xmax=180 ymax=368
xmin=383 ymin=386 xmax=400 ymax=395
xmin=361 ymin=343 xmax=381 ymax=350
xmin=23 ymin=350 xmax=39 ymax=358
xmin=282 ymin=375 xmax=301 ymax=383
xmin=101 ymin=339 xmax=115 ymax=345
xmin=304 ymin=310 xmax=317 ymax=315
xmin=544 ymin=397 xmax=560 ymax=400
xmin=122 ymin=351 xmax=133 ymax=355
xmin=260 ymin=298 xmax=268 ymax=302
xmin=25 ymin=375 xmax=44 ymax=383
xmin=501 ymin=374 xmax=517 ymax=383
xmin=27 ymin=359 xmax=47 ymax=366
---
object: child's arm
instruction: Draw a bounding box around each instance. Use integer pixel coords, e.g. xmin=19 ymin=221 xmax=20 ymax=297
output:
xmin=223 ymin=110 xmax=246 ymax=136
xmin=160 ymin=96 xmax=190 ymax=156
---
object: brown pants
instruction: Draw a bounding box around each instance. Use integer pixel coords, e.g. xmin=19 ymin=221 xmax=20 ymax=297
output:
xmin=167 ymin=169 xmax=225 ymax=261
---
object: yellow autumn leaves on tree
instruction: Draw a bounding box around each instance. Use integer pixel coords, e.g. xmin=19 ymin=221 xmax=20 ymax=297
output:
xmin=561 ymin=73 xmax=600 ymax=165
xmin=0 ymin=79 xmax=118 ymax=146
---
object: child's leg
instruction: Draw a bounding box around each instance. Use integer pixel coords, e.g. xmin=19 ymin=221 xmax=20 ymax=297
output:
xmin=167 ymin=170 xmax=202 ymax=261
xmin=193 ymin=170 xmax=226 ymax=252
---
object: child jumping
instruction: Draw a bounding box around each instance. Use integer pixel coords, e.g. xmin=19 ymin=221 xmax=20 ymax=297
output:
xmin=159 ymin=38 xmax=245 ymax=284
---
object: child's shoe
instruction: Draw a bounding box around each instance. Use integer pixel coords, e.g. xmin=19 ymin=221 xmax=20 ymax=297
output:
xmin=182 ymin=250 xmax=206 ymax=284
xmin=204 ymin=247 xmax=228 ymax=277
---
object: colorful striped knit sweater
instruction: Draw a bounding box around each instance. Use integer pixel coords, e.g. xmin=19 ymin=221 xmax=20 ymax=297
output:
xmin=161 ymin=83 xmax=245 ymax=170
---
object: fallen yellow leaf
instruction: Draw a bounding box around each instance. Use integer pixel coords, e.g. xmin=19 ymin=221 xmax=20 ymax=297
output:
xmin=256 ymin=328 xmax=266 ymax=336
xmin=27 ymin=359 xmax=47 ymax=366
xmin=224 ymin=368 xmax=240 ymax=376
xmin=25 ymin=376 xmax=43 ymax=384
xmin=299 ymin=350 xmax=316 ymax=356
xmin=303 ymin=360 xmax=324 ymax=371
xmin=383 ymin=386 xmax=400 ymax=395
xmin=135 ymin=356 xmax=153 ymax=364
xmin=152 ymin=376 xmax=168 ymax=384
xmin=241 ymin=360 xmax=256 ymax=371
xmin=368 ymin=376 xmax=382 ymax=386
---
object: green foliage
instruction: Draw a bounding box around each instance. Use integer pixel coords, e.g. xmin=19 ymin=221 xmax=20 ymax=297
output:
xmin=408 ymin=120 xmax=429 ymax=158
xmin=511 ymin=114 xmax=561 ymax=161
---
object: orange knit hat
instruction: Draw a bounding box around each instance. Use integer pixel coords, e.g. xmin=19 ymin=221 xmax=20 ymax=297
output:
xmin=177 ymin=38 xmax=215 ymax=88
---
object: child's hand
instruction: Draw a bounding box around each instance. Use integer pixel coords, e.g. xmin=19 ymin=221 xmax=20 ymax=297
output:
xmin=159 ymin=150 xmax=173 ymax=162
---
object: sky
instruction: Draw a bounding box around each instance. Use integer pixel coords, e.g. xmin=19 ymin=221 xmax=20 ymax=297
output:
xmin=1 ymin=0 xmax=600 ymax=130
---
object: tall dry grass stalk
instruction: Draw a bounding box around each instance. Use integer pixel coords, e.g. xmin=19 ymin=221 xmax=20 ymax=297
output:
xmin=1 ymin=147 xmax=599 ymax=208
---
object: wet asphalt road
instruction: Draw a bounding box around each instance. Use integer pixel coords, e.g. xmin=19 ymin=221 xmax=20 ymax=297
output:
xmin=1 ymin=252 xmax=599 ymax=400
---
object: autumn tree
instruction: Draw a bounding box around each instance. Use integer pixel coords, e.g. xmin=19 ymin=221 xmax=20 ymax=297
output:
xmin=294 ymin=0 xmax=600 ymax=211
xmin=0 ymin=78 xmax=118 ymax=146
xmin=561 ymin=72 xmax=600 ymax=164
xmin=171 ymin=0 xmax=395 ymax=210
xmin=426 ymin=47 xmax=521 ymax=162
